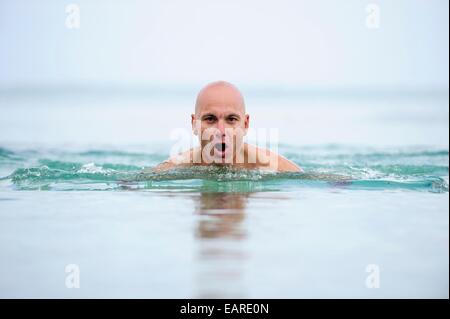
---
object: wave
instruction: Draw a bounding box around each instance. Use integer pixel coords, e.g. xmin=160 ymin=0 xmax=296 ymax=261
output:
xmin=0 ymin=146 xmax=448 ymax=193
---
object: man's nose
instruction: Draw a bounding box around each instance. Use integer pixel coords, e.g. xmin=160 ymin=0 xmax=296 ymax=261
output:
xmin=216 ymin=120 xmax=226 ymax=136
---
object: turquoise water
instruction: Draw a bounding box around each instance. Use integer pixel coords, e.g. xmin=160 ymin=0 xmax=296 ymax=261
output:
xmin=1 ymin=145 xmax=448 ymax=193
xmin=0 ymin=92 xmax=448 ymax=298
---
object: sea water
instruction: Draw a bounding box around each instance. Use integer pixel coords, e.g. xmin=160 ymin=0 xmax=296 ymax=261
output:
xmin=0 ymin=89 xmax=448 ymax=298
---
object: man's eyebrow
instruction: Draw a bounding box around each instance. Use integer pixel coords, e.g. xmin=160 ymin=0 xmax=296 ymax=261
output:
xmin=200 ymin=112 xmax=241 ymax=119
xmin=200 ymin=113 xmax=217 ymax=119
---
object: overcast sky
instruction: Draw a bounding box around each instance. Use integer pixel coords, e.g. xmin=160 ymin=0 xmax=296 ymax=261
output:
xmin=0 ymin=0 xmax=448 ymax=90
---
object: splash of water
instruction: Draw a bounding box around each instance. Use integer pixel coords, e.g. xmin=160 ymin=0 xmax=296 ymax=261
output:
xmin=0 ymin=146 xmax=448 ymax=193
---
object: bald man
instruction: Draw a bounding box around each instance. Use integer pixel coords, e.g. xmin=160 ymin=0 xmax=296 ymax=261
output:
xmin=155 ymin=81 xmax=302 ymax=172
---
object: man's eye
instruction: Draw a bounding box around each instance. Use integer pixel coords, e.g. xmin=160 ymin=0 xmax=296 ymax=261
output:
xmin=228 ymin=117 xmax=238 ymax=122
xmin=204 ymin=117 xmax=215 ymax=122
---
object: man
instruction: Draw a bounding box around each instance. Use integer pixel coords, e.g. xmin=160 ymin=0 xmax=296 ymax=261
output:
xmin=155 ymin=81 xmax=302 ymax=172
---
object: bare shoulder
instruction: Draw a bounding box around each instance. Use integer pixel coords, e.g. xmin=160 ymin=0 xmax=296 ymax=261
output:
xmin=248 ymin=144 xmax=302 ymax=172
xmin=153 ymin=148 xmax=195 ymax=172
xmin=275 ymin=154 xmax=303 ymax=172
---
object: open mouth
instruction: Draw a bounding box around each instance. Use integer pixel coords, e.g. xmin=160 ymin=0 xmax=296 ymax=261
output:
xmin=214 ymin=142 xmax=227 ymax=153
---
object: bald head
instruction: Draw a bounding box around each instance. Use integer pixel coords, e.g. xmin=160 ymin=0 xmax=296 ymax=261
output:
xmin=191 ymin=81 xmax=250 ymax=163
xmin=195 ymin=81 xmax=245 ymax=116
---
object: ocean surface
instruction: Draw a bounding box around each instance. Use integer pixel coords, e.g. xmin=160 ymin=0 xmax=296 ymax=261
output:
xmin=0 ymin=89 xmax=448 ymax=298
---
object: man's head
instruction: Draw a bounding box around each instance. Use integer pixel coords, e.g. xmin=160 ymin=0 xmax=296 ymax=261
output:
xmin=192 ymin=81 xmax=249 ymax=164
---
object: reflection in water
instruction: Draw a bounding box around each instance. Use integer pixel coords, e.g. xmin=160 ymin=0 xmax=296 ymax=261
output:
xmin=193 ymin=191 xmax=250 ymax=298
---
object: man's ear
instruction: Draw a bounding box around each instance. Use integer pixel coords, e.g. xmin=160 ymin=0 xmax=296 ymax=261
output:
xmin=191 ymin=114 xmax=198 ymax=136
xmin=244 ymin=114 xmax=250 ymax=134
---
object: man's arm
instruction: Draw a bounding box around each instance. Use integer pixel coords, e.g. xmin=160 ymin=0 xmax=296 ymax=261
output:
xmin=153 ymin=160 xmax=176 ymax=172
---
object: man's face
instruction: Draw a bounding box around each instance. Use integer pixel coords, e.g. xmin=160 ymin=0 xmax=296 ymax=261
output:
xmin=192 ymin=85 xmax=249 ymax=164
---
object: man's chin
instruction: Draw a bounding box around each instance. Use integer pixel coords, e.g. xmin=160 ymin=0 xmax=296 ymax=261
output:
xmin=212 ymin=157 xmax=230 ymax=165
xmin=201 ymin=145 xmax=236 ymax=164
xmin=207 ymin=154 xmax=233 ymax=165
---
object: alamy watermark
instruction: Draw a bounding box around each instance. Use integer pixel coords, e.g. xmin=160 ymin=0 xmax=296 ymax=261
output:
xmin=65 ymin=263 xmax=80 ymax=289
xmin=65 ymin=4 xmax=80 ymax=29
xmin=365 ymin=3 xmax=381 ymax=29
xmin=168 ymin=123 xmax=279 ymax=168
xmin=365 ymin=264 xmax=380 ymax=289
